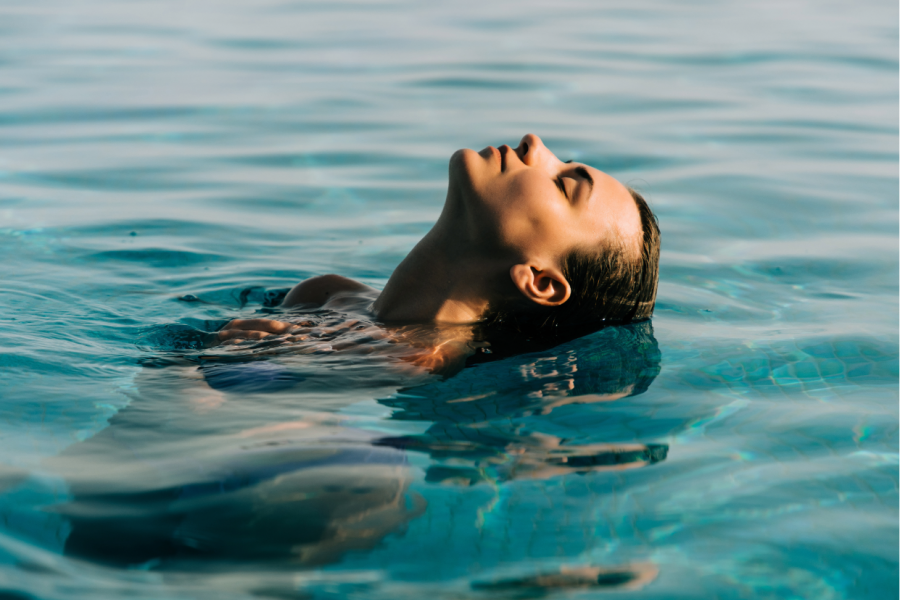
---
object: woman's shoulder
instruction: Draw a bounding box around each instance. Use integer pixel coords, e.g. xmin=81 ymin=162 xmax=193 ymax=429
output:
xmin=281 ymin=274 xmax=379 ymax=308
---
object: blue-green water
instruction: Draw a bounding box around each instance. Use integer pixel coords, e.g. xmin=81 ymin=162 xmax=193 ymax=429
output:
xmin=1 ymin=1 xmax=897 ymax=598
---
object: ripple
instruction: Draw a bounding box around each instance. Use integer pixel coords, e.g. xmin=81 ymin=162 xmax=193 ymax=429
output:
xmin=86 ymin=248 xmax=229 ymax=268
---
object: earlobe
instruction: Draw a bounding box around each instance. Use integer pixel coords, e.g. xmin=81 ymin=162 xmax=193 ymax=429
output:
xmin=510 ymin=264 xmax=571 ymax=307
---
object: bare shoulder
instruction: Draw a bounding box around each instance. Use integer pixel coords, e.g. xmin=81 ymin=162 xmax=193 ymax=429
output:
xmin=281 ymin=274 xmax=378 ymax=308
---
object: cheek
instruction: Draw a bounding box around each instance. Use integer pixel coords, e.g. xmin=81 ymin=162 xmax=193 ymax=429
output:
xmin=495 ymin=178 xmax=572 ymax=251
xmin=499 ymin=173 xmax=553 ymax=211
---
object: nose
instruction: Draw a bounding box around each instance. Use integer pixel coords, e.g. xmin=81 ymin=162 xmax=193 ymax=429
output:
xmin=516 ymin=133 xmax=551 ymax=167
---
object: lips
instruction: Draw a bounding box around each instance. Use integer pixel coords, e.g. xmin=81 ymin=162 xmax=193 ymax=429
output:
xmin=498 ymin=145 xmax=512 ymax=172
xmin=479 ymin=145 xmax=507 ymax=172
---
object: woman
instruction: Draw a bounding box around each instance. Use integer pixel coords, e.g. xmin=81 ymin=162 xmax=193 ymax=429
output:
xmin=212 ymin=134 xmax=660 ymax=372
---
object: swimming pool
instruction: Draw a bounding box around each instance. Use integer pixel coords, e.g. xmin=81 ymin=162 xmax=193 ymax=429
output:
xmin=1 ymin=0 xmax=897 ymax=598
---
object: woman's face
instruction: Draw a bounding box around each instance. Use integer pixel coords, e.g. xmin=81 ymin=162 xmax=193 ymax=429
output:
xmin=448 ymin=134 xmax=640 ymax=265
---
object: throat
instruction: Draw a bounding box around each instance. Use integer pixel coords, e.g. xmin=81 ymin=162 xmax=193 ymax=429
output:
xmin=374 ymin=261 xmax=490 ymax=324
xmin=373 ymin=229 xmax=495 ymax=324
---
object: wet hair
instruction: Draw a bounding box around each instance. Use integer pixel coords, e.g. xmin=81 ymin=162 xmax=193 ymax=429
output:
xmin=557 ymin=187 xmax=660 ymax=324
xmin=474 ymin=188 xmax=660 ymax=354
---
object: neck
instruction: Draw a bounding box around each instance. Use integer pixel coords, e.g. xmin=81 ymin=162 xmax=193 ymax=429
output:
xmin=373 ymin=198 xmax=508 ymax=324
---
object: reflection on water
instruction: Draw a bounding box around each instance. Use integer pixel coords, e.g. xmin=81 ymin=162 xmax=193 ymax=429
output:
xmin=471 ymin=563 xmax=659 ymax=595
xmin=378 ymin=322 xmax=666 ymax=485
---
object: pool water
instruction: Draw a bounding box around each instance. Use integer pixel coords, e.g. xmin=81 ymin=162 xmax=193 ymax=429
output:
xmin=1 ymin=1 xmax=897 ymax=598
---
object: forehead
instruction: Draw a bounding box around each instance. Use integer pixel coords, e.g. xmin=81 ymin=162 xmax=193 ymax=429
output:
xmin=584 ymin=165 xmax=641 ymax=245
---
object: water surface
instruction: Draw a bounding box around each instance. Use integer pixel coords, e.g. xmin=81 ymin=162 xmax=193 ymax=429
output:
xmin=1 ymin=1 xmax=897 ymax=598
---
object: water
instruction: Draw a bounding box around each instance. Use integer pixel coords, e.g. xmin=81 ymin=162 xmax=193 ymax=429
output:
xmin=1 ymin=0 xmax=897 ymax=598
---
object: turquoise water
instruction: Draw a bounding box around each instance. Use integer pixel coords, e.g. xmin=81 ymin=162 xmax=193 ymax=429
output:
xmin=1 ymin=0 xmax=897 ymax=598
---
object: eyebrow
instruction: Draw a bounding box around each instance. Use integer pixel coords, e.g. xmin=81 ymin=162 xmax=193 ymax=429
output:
xmin=564 ymin=160 xmax=595 ymax=192
xmin=574 ymin=166 xmax=594 ymax=188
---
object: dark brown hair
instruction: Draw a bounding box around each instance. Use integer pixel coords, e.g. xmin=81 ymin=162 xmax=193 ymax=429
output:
xmin=475 ymin=188 xmax=660 ymax=352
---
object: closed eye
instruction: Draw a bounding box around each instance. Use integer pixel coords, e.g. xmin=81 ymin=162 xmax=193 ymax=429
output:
xmin=555 ymin=175 xmax=568 ymax=198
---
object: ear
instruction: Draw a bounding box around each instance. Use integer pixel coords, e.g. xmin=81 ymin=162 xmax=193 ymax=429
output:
xmin=510 ymin=264 xmax=571 ymax=307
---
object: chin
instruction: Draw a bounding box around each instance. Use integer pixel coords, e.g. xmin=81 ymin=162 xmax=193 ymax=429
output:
xmin=447 ymin=148 xmax=478 ymax=194
xmin=449 ymin=147 xmax=475 ymax=172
